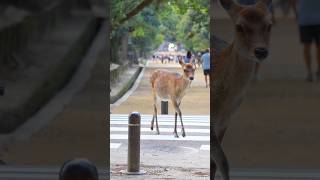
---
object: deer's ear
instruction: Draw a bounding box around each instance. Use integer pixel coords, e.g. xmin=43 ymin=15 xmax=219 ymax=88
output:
xmin=220 ymin=0 xmax=235 ymax=10
xmin=255 ymin=0 xmax=272 ymax=12
xmin=220 ymin=0 xmax=242 ymax=19
xmin=179 ymin=59 xmax=184 ymax=66
xmin=258 ymin=0 xmax=272 ymax=7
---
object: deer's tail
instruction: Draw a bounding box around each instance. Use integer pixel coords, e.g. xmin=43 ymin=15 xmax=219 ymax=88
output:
xmin=212 ymin=131 xmax=230 ymax=180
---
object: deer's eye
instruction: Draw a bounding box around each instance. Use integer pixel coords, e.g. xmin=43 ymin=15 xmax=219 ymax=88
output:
xmin=236 ymin=25 xmax=243 ymax=33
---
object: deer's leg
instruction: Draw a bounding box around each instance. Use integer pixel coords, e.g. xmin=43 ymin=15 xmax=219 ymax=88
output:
xmin=212 ymin=129 xmax=229 ymax=180
xmin=151 ymin=104 xmax=156 ymax=130
xmin=173 ymin=101 xmax=185 ymax=137
xmin=151 ymin=91 xmax=155 ymax=131
xmin=174 ymin=112 xmax=179 ymax=138
xmin=171 ymin=99 xmax=179 ymax=138
xmin=155 ymin=105 xmax=160 ymax=134
xmin=151 ymin=90 xmax=160 ymax=134
xmin=211 ymin=127 xmax=228 ymax=179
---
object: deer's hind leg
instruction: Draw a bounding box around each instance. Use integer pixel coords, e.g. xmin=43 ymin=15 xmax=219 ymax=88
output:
xmin=151 ymin=89 xmax=160 ymax=134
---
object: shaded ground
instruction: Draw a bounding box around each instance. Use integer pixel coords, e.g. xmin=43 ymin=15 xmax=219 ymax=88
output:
xmin=112 ymin=61 xmax=210 ymax=115
xmin=111 ymin=164 xmax=209 ymax=180
xmin=213 ymin=5 xmax=320 ymax=169
xmin=1 ymin=40 xmax=107 ymax=166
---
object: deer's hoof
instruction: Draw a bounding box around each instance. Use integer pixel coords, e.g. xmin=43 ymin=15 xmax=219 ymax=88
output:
xmin=182 ymin=130 xmax=186 ymax=137
xmin=156 ymin=131 xmax=160 ymax=135
xmin=151 ymin=126 xmax=153 ymax=131
xmin=174 ymin=133 xmax=179 ymax=138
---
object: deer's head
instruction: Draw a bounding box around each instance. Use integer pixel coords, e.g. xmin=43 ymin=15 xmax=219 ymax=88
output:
xmin=179 ymin=59 xmax=195 ymax=81
xmin=220 ymin=0 xmax=272 ymax=62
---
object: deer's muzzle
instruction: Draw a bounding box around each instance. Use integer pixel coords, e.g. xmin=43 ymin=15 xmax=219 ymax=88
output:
xmin=254 ymin=47 xmax=268 ymax=60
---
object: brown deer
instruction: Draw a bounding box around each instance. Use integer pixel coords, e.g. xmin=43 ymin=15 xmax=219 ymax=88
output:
xmin=211 ymin=0 xmax=273 ymax=179
xmin=150 ymin=60 xmax=195 ymax=138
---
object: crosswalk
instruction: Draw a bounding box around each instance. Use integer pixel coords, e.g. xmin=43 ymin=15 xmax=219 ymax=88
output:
xmin=110 ymin=114 xmax=210 ymax=151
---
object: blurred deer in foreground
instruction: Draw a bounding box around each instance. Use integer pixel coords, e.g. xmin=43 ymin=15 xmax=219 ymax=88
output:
xmin=150 ymin=59 xmax=195 ymax=138
xmin=211 ymin=0 xmax=273 ymax=179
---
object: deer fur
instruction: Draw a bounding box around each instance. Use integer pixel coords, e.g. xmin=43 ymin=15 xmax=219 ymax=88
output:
xmin=150 ymin=60 xmax=195 ymax=138
xmin=211 ymin=0 xmax=273 ymax=179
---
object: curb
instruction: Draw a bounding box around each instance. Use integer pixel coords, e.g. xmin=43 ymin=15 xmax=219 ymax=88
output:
xmin=110 ymin=66 xmax=144 ymax=104
xmin=0 ymin=14 xmax=99 ymax=133
xmin=0 ymin=21 xmax=106 ymax=160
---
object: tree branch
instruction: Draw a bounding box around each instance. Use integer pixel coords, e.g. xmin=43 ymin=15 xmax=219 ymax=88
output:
xmin=112 ymin=0 xmax=155 ymax=31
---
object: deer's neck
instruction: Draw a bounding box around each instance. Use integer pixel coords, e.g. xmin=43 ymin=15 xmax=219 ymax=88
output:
xmin=222 ymin=38 xmax=255 ymax=87
xmin=178 ymin=75 xmax=191 ymax=89
xmin=172 ymin=75 xmax=191 ymax=99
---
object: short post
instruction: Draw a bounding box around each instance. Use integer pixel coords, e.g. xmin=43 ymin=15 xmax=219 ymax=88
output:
xmin=161 ymin=101 xmax=168 ymax=114
xmin=127 ymin=112 xmax=144 ymax=175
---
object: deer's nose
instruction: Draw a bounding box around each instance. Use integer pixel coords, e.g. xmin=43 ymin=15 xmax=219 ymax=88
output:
xmin=254 ymin=48 xmax=268 ymax=60
xmin=189 ymin=77 xmax=194 ymax=81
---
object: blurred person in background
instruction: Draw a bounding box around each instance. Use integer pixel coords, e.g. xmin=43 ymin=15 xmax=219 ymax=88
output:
xmin=201 ymin=48 xmax=210 ymax=88
xmin=236 ymin=0 xmax=276 ymax=82
xmin=291 ymin=0 xmax=320 ymax=82
xmin=184 ymin=51 xmax=192 ymax=63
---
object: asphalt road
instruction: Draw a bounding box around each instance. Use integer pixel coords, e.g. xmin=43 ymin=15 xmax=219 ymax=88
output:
xmin=110 ymin=114 xmax=210 ymax=169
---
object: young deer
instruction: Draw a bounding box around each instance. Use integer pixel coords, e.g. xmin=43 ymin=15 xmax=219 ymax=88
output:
xmin=150 ymin=60 xmax=195 ymax=138
xmin=211 ymin=0 xmax=273 ymax=179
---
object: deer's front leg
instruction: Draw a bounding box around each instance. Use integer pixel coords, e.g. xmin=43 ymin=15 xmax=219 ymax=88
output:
xmin=173 ymin=100 xmax=185 ymax=137
xmin=174 ymin=112 xmax=179 ymax=138
xmin=212 ymin=130 xmax=230 ymax=180
xmin=171 ymin=99 xmax=179 ymax=138
xmin=211 ymin=127 xmax=228 ymax=180
xmin=179 ymin=111 xmax=186 ymax=137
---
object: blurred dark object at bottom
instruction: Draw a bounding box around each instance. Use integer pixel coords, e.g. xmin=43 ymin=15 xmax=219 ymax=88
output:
xmin=59 ymin=158 xmax=99 ymax=180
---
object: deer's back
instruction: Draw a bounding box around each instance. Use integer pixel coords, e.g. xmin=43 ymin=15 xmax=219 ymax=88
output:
xmin=150 ymin=69 xmax=186 ymax=101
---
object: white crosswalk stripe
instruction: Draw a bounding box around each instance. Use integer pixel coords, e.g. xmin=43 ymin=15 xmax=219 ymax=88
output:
xmin=111 ymin=127 xmax=209 ymax=133
xmin=200 ymin=145 xmax=210 ymax=151
xmin=110 ymin=114 xmax=210 ymax=150
xmin=110 ymin=143 xmax=122 ymax=149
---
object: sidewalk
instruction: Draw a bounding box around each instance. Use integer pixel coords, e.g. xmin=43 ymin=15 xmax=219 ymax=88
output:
xmin=111 ymin=164 xmax=209 ymax=180
xmin=1 ymin=23 xmax=107 ymax=166
xmin=110 ymin=64 xmax=142 ymax=104
xmin=0 ymin=11 xmax=98 ymax=133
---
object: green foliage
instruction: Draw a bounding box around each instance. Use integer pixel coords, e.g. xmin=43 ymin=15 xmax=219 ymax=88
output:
xmin=110 ymin=0 xmax=209 ymax=63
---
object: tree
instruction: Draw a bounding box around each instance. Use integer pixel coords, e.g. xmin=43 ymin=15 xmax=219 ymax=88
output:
xmin=110 ymin=0 xmax=209 ymax=63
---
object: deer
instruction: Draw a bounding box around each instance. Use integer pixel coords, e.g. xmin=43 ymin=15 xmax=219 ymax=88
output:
xmin=150 ymin=59 xmax=195 ymax=138
xmin=211 ymin=0 xmax=273 ymax=179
